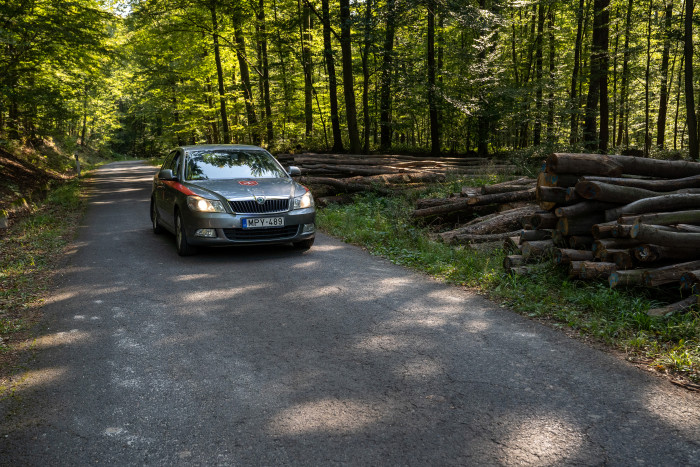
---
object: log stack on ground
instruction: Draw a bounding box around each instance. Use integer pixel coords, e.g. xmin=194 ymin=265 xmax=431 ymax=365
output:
xmin=513 ymin=152 xmax=700 ymax=316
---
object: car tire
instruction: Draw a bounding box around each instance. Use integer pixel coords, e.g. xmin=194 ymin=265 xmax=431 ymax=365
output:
xmin=293 ymin=237 xmax=314 ymax=250
xmin=151 ymin=198 xmax=164 ymax=234
xmin=175 ymin=211 xmax=196 ymax=256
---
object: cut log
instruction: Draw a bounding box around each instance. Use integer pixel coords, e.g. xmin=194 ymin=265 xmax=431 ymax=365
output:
xmin=611 ymin=223 xmax=634 ymax=238
xmin=631 ymin=223 xmax=700 ymax=248
xmin=617 ymin=210 xmax=700 ymax=226
xmin=536 ymin=172 xmax=557 ymax=210
xmin=551 ymin=230 xmax=568 ymax=247
xmin=299 ymin=176 xmax=393 ymax=194
xmin=610 ymin=250 xmax=636 ymax=270
xmin=556 ymin=213 xmax=606 ymax=236
xmin=647 ymin=296 xmax=698 ymax=317
xmin=633 ymin=244 xmax=700 ymax=263
xmin=508 ymin=264 xmax=550 ymax=276
xmin=575 ymin=181 xmax=661 ymax=204
xmin=537 ymin=186 xmax=569 ymax=204
xmin=548 ymin=152 xmax=700 ymax=178
xmin=448 ymin=230 xmax=523 ymax=244
xmin=316 ymin=194 xmax=355 ymax=207
xmin=604 ymin=194 xmax=700 ymax=221
xmin=466 ymin=188 xmax=536 ymax=206
xmin=529 ymin=212 xmax=558 ymax=229
xmin=545 ymin=173 xmax=580 ymax=187
xmin=580 ymin=261 xmax=617 ymax=280
xmin=555 ymin=201 xmax=617 ymax=218
xmin=415 ymin=198 xmax=465 ymax=209
xmin=592 ymin=238 xmax=640 ymax=259
xmin=482 ymin=178 xmax=536 ymax=194
xmin=591 ymin=221 xmax=618 ymax=239
xmin=503 ymin=236 xmax=522 ymax=254
xmin=521 ymin=239 xmax=555 ymax=260
xmin=519 ymin=229 xmax=553 ymax=243
xmin=438 ymin=206 xmax=538 ymax=242
xmin=677 ymin=224 xmax=700 ymax=233
xmin=608 ymin=269 xmax=651 ymax=288
xmin=642 ymin=260 xmax=700 ymax=287
xmin=679 ymin=269 xmax=700 ymax=292
xmin=555 ymin=248 xmax=595 ymax=265
xmin=581 ymin=174 xmax=700 ymax=191
xmin=569 ymin=261 xmax=585 ymax=278
xmin=503 ymin=254 xmax=526 ymax=271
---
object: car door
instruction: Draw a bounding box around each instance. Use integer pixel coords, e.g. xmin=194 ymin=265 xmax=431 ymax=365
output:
xmin=155 ymin=150 xmax=180 ymax=230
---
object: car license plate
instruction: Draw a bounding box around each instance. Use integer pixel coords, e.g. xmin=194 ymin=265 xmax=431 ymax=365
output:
xmin=242 ymin=217 xmax=284 ymax=228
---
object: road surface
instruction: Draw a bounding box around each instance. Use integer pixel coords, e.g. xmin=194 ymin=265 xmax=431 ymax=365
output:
xmin=1 ymin=161 xmax=699 ymax=465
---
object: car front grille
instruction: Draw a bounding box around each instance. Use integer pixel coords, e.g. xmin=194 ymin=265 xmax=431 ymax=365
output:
xmin=223 ymin=225 xmax=300 ymax=241
xmin=229 ymin=198 xmax=290 ymax=214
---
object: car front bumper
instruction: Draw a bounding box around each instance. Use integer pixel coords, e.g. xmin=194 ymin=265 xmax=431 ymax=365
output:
xmin=181 ymin=207 xmax=316 ymax=247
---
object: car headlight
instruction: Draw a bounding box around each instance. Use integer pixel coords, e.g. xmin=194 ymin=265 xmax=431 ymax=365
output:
xmin=187 ymin=196 xmax=226 ymax=213
xmin=293 ymin=191 xmax=314 ymax=210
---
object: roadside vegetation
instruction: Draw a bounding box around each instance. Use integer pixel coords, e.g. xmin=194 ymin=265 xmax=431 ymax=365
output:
xmin=317 ymin=178 xmax=700 ymax=387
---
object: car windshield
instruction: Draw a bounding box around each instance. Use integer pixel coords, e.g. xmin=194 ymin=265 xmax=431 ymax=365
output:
xmin=184 ymin=150 xmax=287 ymax=180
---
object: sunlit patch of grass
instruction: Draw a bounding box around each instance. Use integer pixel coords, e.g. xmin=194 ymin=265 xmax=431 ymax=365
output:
xmin=317 ymin=190 xmax=700 ymax=383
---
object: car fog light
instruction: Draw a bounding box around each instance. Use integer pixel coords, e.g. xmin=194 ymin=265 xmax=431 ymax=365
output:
xmin=302 ymin=223 xmax=315 ymax=233
xmin=195 ymin=228 xmax=217 ymax=238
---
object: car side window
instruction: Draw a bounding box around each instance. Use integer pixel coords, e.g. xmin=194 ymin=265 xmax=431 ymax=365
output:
xmin=168 ymin=151 xmax=181 ymax=178
xmin=161 ymin=152 xmax=175 ymax=170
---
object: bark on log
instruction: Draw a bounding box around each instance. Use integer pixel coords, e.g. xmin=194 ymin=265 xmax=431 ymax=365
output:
xmin=544 ymin=173 xmax=580 ymax=187
xmin=618 ymin=210 xmax=700 ymax=225
xmin=605 ymin=194 xmax=700 ymax=221
xmin=647 ymin=296 xmax=698 ymax=317
xmin=679 ymin=269 xmax=700 ymax=292
xmin=537 ymin=186 xmax=569 ymax=204
xmin=677 ymin=224 xmax=700 ymax=233
xmin=448 ymin=230 xmax=523 ymax=244
xmin=344 ymin=172 xmax=447 ymax=184
xmin=536 ymin=172 xmax=557 ymax=210
xmin=555 ymin=201 xmax=617 ymax=218
xmin=503 ymin=254 xmax=526 ymax=271
xmin=508 ymin=264 xmax=549 ymax=276
xmin=610 ymin=250 xmax=635 ymax=269
xmin=519 ymin=229 xmax=553 ymax=243
xmin=633 ymin=244 xmax=700 ymax=263
xmin=642 ymin=260 xmax=700 ymax=287
xmin=569 ymin=261 xmax=585 ymax=278
xmin=631 ymin=223 xmax=700 ymax=248
xmin=503 ymin=236 xmax=522 ymax=254
xmin=299 ymin=176 xmax=392 ymax=194
xmin=575 ymin=181 xmax=661 ymax=204
xmin=592 ymin=221 xmax=617 ymax=239
xmin=437 ymin=206 xmax=538 ymax=240
xmin=521 ymin=239 xmax=555 ymax=260
xmin=316 ymin=194 xmax=355 ymax=207
xmin=581 ymin=174 xmax=700 ymax=191
xmin=482 ymin=178 xmax=536 ymax=194
xmin=415 ymin=198 xmax=464 ymax=209
xmin=551 ymin=230 xmax=568 ymax=247
xmin=580 ymin=261 xmax=618 ymax=280
xmin=593 ymin=238 xmax=640 ymax=258
xmin=529 ymin=212 xmax=558 ymax=229
xmin=547 ymin=152 xmax=700 ymax=178
xmin=611 ymin=224 xmax=634 ymax=238
xmin=466 ymin=188 xmax=536 ymax=206
xmin=555 ymin=248 xmax=595 ymax=265
xmin=556 ymin=213 xmax=606 ymax=235
xmin=608 ymin=269 xmax=651 ymax=288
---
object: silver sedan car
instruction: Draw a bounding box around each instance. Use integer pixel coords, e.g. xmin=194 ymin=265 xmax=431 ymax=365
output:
xmin=150 ymin=144 xmax=315 ymax=256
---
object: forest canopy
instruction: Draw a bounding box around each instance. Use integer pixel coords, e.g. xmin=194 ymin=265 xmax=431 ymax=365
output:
xmin=1 ymin=0 xmax=699 ymax=160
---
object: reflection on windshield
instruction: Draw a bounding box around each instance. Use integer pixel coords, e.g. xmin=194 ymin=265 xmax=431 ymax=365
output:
xmin=185 ymin=150 xmax=286 ymax=180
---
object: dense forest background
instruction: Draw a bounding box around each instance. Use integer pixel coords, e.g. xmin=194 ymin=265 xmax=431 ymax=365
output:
xmin=2 ymin=0 xmax=700 ymax=160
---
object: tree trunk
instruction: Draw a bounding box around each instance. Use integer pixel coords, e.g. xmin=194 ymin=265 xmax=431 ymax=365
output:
xmin=427 ymin=0 xmax=440 ymax=155
xmin=606 ymin=194 xmax=700 ymax=221
xmin=379 ymin=0 xmax=396 ymax=150
xmin=632 ymin=223 xmax=700 ymax=248
xmin=685 ymin=0 xmax=698 ymax=158
xmin=583 ymin=0 xmax=609 ymax=152
xmin=547 ymin=5 xmax=556 ymax=142
xmin=616 ymin=0 xmax=633 ymax=147
xmin=339 ymin=0 xmax=361 ymax=153
xmin=258 ymin=0 xmax=274 ymax=143
xmin=657 ymin=0 xmax=674 ymax=148
xmin=301 ymin=0 xmax=313 ymax=138
xmin=533 ymin=3 xmax=545 ymax=146
xmin=210 ymin=3 xmax=230 ymax=143
xmin=321 ymin=0 xmax=343 ymax=152
xmin=643 ymin=259 xmax=700 ymax=286
xmin=234 ymin=26 xmax=260 ymax=144
xmin=361 ymin=0 xmax=372 ymax=153
xmin=570 ymin=0 xmax=585 ymax=145
xmin=644 ymin=0 xmax=653 ymax=156
xmin=547 ymin=152 xmax=700 ymax=177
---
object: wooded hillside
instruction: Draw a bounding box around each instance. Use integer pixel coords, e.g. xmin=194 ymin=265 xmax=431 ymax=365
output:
xmin=1 ymin=0 xmax=700 ymax=160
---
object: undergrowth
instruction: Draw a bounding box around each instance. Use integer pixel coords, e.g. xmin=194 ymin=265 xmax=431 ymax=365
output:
xmin=317 ymin=190 xmax=700 ymax=384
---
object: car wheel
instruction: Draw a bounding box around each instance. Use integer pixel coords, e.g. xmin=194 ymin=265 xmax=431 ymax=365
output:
xmin=293 ymin=237 xmax=314 ymax=250
xmin=151 ymin=198 xmax=164 ymax=234
xmin=175 ymin=211 xmax=196 ymax=256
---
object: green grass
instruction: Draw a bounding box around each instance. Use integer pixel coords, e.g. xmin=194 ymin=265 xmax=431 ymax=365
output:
xmin=0 ymin=179 xmax=87 ymax=355
xmin=317 ymin=191 xmax=700 ymax=384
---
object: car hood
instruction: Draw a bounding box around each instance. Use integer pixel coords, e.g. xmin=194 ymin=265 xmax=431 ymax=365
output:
xmin=185 ymin=178 xmax=298 ymax=200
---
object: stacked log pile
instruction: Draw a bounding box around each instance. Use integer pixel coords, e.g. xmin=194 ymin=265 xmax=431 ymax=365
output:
xmin=276 ymin=152 xmax=520 ymax=207
xmin=505 ymin=152 xmax=700 ymax=316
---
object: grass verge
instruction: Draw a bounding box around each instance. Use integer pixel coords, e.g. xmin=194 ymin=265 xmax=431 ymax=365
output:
xmin=317 ymin=189 xmax=700 ymax=386
xmin=0 ymin=178 xmax=88 ymax=383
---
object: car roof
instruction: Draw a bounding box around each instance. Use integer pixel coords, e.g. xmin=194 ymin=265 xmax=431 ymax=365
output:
xmin=179 ymin=144 xmax=267 ymax=152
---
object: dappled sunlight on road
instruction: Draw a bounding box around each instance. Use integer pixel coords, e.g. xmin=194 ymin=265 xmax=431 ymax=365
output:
xmin=25 ymin=329 xmax=92 ymax=350
xmin=267 ymin=398 xmax=388 ymax=436
xmin=9 ymin=367 xmax=68 ymax=394
xmin=644 ymin=392 xmax=700 ymax=439
xmin=354 ymin=334 xmax=412 ymax=352
xmin=172 ymin=273 xmax=217 ymax=281
xmin=180 ymin=284 xmax=268 ymax=304
xmin=498 ymin=415 xmax=585 ymax=465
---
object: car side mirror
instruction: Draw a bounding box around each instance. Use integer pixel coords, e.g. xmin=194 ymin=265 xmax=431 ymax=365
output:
xmin=158 ymin=169 xmax=177 ymax=181
xmin=287 ymin=166 xmax=301 ymax=177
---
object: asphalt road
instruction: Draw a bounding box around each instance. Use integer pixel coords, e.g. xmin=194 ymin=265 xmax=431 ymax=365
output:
xmin=1 ymin=161 xmax=699 ymax=465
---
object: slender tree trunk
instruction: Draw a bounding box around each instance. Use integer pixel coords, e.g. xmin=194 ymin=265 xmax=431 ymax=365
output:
xmin=210 ymin=3 xmax=230 ymax=143
xmin=339 ymin=0 xmax=361 ymax=153
xmin=547 ymin=5 xmax=555 ymax=142
xmin=80 ymin=85 xmax=88 ymax=147
xmin=379 ymin=0 xmax=396 ymax=150
xmin=300 ymin=0 xmax=313 ymax=138
xmin=617 ymin=0 xmax=633 ymax=147
xmin=205 ymin=77 xmax=219 ymax=143
xmin=321 ymin=0 xmax=343 ymax=152
xmin=533 ymin=3 xmax=545 ymax=146
xmin=598 ymin=0 xmax=610 ymax=153
xmin=685 ymin=0 xmax=699 ymax=158
xmin=258 ymin=0 xmax=274 ymax=144
xmin=427 ymin=0 xmax=440 ymax=155
xmin=645 ymin=0 xmax=653 ymax=156
xmin=234 ymin=25 xmax=261 ymax=145
xmin=657 ymin=0 xmax=674 ymax=148
xmin=583 ymin=0 xmax=607 ymax=151
xmin=570 ymin=0 xmax=585 ymax=146
xmin=361 ymin=0 xmax=372 ymax=153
